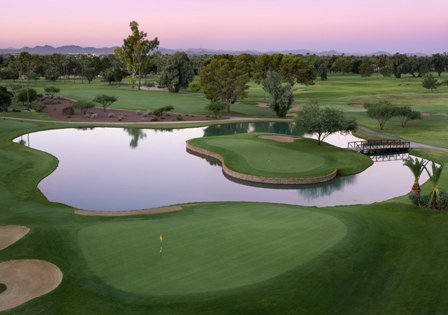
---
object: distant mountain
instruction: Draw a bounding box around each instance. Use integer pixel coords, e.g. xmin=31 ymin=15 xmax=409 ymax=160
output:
xmin=0 ymin=45 xmax=118 ymax=55
xmin=0 ymin=45 xmax=433 ymax=56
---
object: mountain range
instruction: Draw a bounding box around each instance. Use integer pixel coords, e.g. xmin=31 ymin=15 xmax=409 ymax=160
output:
xmin=0 ymin=45 xmax=430 ymax=56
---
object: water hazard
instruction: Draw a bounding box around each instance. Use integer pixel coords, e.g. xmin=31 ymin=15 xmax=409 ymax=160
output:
xmin=15 ymin=122 xmax=428 ymax=211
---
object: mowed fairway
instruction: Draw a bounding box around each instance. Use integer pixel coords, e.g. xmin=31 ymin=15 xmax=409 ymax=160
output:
xmin=188 ymin=133 xmax=373 ymax=178
xmin=78 ymin=203 xmax=346 ymax=295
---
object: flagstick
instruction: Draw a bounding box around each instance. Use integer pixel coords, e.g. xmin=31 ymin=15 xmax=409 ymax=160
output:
xmin=159 ymin=234 xmax=163 ymax=256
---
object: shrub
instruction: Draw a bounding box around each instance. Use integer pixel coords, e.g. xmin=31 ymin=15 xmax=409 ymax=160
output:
xmin=189 ymin=80 xmax=202 ymax=92
xmin=107 ymin=112 xmax=116 ymax=118
xmin=62 ymin=106 xmax=75 ymax=116
xmin=142 ymin=111 xmax=152 ymax=117
xmin=73 ymin=101 xmax=95 ymax=114
xmin=154 ymin=105 xmax=174 ymax=118
xmin=31 ymin=103 xmax=46 ymax=112
xmin=44 ymin=86 xmax=60 ymax=98
xmin=90 ymin=113 xmax=99 ymax=119
xmin=136 ymin=110 xmax=143 ymax=115
xmin=439 ymin=192 xmax=448 ymax=211
xmin=176 ymin=114 xmax=183 ymax=121
xmin=17 ymin=88 xmax=38 ymax=106
xmin=205 ymin=102 xmax=226 ymax=118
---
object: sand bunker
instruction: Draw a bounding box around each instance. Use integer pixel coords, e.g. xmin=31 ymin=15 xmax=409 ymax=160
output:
xmin=0 ymin=259 xmax=63 ymax=312
xmin=0 ymin=226 xmax=30 ymax=251
xmin=256 ymin=102 xmax=269 ymax=108
xmin=258 ymin=135 xmax=295 ymax=143
xmin=75 ymin=205 xmax=183 ymax=217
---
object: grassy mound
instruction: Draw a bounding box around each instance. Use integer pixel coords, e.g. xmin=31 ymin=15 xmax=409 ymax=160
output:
xmin=188 ymin=133 xmax=373 ymax=179
xmin=78 ymin=203 xmax=346 ymax=295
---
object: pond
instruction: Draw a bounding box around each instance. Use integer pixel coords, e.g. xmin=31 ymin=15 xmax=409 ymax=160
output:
xmin=15 ymin=122 xmax=428 ymax=211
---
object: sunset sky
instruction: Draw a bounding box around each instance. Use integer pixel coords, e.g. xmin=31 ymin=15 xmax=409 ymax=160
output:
xmin=1 ymin=0 xmax=447 ymax=53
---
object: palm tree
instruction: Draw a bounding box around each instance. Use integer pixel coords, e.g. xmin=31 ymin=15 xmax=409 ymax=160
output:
xmin=425 ymin=162 xmax=444 ymax=209
xmin=403 ymin=157 xmax=427 ymax=200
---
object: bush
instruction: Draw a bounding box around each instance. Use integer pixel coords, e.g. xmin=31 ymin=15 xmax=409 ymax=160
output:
xmin=176 ymin=114 xmax=183 ymax=121
xmin=31 ymin=103 xmax=46 ymax=112
xmin=107 ymin=112 xmax=116 ymax=118
xmin=154 ymin=105 xmax=174 ymax=118
xmin=142 ymin=111 xmax=152 ymax=117
xmin=439 ymin=192 xmax=448 ymax=211
xmin=62 ymin=106 xmax=75 ymax=116
xmin=136 ymin=110 xmax=143 ymax=116
xmin=44 ymin=86 xmax=60 ymax=98
xmin=189 ymin=80 xmax=202 ymax=92
xmin=90 ymin=113 xmax=99 ymax=119
xmin=17 ymin=88 xmax=38 ymax=106
xmin=205 ymin=102 xmax=226 ymax=118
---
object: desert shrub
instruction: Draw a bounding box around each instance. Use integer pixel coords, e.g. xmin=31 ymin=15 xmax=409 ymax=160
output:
xmin=107 ymin=112 xmax=116 ymax=118
xmin=90 ymin=113 xmax=99 ymax=119
xmin=62 ymin=106 xmax=75 ymax=116
xmin=31 ymin=103 xmax=46 ymax=112
xmin=136 ymin=110 xmax=143 ymax=115
xmin=142 ymin=111 xmax=152 ymax=117
xmin=154 ymin=105 xmax=174 ymax=118
xmin=176 ymin=114 xmax=183 ymax=121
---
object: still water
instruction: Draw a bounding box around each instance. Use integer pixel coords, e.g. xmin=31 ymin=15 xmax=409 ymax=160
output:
xmin=16 ymin=122 xmax=428 ymax=211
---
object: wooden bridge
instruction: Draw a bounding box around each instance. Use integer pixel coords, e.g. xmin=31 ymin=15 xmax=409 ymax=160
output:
xmin=347 ymin=140 xmax=411 ymax=155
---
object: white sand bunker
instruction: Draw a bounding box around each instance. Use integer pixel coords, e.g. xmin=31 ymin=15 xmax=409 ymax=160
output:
xmin=258 ymin=135 xmax=296 ymax=143
xmin=0 ymin=225 xmax=30 ymax=251
xmin=0 ymin=259 xmax=63 ymax=312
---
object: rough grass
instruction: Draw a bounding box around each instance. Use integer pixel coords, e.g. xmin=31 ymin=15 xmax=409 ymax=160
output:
xmin=188 ymin=133 xmax=373 ymax=178
xmin=2 ymin=111 xmax=448 ymax=314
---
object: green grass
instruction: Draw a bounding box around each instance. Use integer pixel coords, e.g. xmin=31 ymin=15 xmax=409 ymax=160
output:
xmin=2 ymin=73 xmax=448 ymax=147
xmin=78 ymin=203 xmax=346 ymax=295
xmin=2 ymin=97 xmax=448 ymax=313
xmin=188 ymin=133 xmax=373 ymax=178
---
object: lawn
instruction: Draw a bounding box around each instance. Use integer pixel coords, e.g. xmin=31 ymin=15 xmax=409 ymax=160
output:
xmin=1 ymin=76 xmax=448 ymax=314
xmin=2 ymin=73 xmax=448 ymax=146
xmin=188 ymin=133 xmax=373 ymax=178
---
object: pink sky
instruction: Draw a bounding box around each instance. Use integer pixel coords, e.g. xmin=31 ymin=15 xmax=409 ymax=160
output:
xmin=1 ymin=0 xmax=447 ymax=53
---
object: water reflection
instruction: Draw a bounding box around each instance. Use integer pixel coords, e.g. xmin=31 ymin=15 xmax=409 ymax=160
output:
xmin=14 ymin=124 xmax=430 ymax=211
xmin=203 ymin=122 xmax=298 ymax=137
xmin=124 ymin=128 xmax=147 ymax=149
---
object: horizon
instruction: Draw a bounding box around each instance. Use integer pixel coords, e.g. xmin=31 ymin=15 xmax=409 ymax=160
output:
xmin=1 ymin=0 xmax=447 ymax=54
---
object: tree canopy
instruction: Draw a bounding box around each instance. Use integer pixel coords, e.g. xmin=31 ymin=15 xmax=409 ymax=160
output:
xmin=159 ymin=52 xmax=194 ymax=93
xmin=114 ymin=21 xmax=159 ymax=90
xmin=262 ymin=71 xmax=294 ymax=118
xmin=93 ymin=95 xmax=118 ymax=112
xmin=200 ymin=56 xmax=250 ymax=113
xmin=364 ymin=100 xmax=396 ymax=130
xmin=295 ymin=101 xmax=357 ymax=145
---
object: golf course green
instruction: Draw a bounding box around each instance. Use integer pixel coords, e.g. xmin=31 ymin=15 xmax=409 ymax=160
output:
xmin=78 ymin=203 xmax=346 ymax=295
xmin=187 ymin=133 xmax=373 ymax=181
xmin=1 ymin=72 xmax=448 ymax=314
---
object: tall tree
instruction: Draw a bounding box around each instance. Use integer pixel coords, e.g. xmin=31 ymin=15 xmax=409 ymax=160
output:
xmin=295 ymin=101 xmax=357 ymax=145
xmin=359 ymin=57 xmax=374 ymax=77
xmin=422 ymin=73 xmax=440 ymax=92
xmin=114 ymin=21 xmax=159 ymax=90
xmin=395 ymin=106 xmax=422 ymax=128
xmin=262 ymin=71 xmax=294 ymax=118
xmin=200 ymin=57 xmax=250 ymax=113
xmin=159 ymin=52 xmax=194 ymax=92
xmin=431 ymin=53 xmax=446 ymax=76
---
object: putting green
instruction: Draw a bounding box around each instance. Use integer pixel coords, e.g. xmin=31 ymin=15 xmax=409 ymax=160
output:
xmin=187 ymin=133 xmax=373 ymax=179
xmin=78 ymin=203 xmax=346 ymax=296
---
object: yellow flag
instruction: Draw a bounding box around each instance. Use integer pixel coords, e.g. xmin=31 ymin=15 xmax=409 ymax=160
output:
xmin=160 ymin=234 xmax=163 ymax=242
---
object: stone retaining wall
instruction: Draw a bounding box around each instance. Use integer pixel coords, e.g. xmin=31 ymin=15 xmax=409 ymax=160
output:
xmin=186 ymin=143 xmax=338 ymax=185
